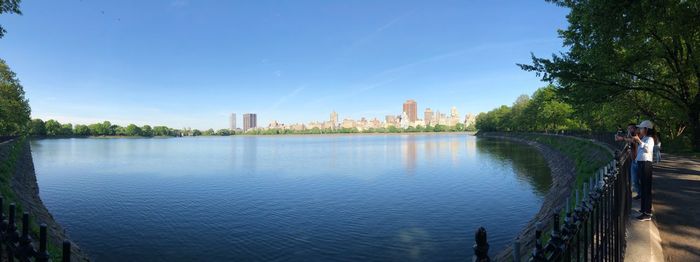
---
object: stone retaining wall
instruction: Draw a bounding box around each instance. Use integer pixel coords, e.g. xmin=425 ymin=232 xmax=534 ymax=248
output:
xmin=0 ymin=138 xmax=89 ymax=261
xmin=478 ymin=133 xmax=578 ymax=261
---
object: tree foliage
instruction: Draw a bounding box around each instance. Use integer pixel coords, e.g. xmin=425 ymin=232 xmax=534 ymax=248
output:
xmin=476 ymin=85 xmax=585 ymax=132
xmin=0 ymin=0 xmax=21 ymax=39
xmin=520 ymin=0 xmax=700 ymax=150
xmin=0 ymin=59 xmax=30 ymax=136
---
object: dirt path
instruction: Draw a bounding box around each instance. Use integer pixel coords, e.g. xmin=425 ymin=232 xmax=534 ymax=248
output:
xmin=652 ymin=154 xmax=700 ymax=262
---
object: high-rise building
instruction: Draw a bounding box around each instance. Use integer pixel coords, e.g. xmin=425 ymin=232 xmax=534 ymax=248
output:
xmin=402 ymin=99 xmax=418 ymax=123
xmin=450 ymin=106 xmax=459 ymax=118
xmin=424 ymin=108 xmax=434 ymax=126
xmin=229 ymin=113 xmax=237 ymax=131
xmin=243 ymin=113 xmax=257 ymax=131
xmin=330 ymin=111 xmax=338 ymax=129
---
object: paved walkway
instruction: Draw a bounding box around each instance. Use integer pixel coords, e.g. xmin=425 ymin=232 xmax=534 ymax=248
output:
xmin=652 ymin=154 xmax=700 ymax=262
xmin=625 ymin=200 xmax=665 ymax=262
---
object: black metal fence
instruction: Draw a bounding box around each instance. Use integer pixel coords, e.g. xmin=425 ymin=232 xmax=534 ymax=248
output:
xmin=0 ymin=197 xmax=72 ymax=262
xmin=473 ymin=144 xmax=632 ymax=262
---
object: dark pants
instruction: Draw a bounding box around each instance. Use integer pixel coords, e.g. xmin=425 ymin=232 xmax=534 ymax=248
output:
xmin=639 ymin=161 xmax=653 ymax=214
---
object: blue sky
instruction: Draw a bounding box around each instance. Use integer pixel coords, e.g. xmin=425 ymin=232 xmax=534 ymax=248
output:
xmin=0 ymin=1 xmax=568 ymax=129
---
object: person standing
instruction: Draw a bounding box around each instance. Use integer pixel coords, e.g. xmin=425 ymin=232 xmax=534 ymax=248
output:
xmin=616 ymin=123 xmax=640 ymax=198
xmin=633 ymin=120 xmax=655 ymax=220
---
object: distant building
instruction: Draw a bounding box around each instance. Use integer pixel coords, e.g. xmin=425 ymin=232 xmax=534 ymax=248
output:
xmin=424 ymin=108 xmax=434 ymax=126
xmin=330 ymin=111 xmax=338 ymax=129
xmin=402 ymin=99 xmax=418 ymax=123
xmin=464 ymin=113 xmax=477 ymax=128
xmin=229 ymin=113 xmax=237 ymax=131
xmin=450 ymin=106 xmax=460 ymax=126
xmin=341 ymin=118 xmax=356 ymax=129
xmin=243 ymin=113 xmax=257 ymax=131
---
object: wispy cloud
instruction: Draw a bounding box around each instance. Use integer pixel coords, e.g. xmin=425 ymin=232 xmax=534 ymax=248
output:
xmin=370 ymin=38 xmax=558 ymax=80
xmin=348 ymin=11 xmax=414 ymax=49
xmin=269 ymin=86 xmax=306 ymax=111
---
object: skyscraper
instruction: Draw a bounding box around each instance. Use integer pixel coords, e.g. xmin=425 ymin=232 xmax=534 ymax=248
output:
xmin=424 ymin=108 xmax=434 ymax=126
xmin=402 ymin=99 xmax=417 ymax=123
xmin=330 ymin=111 xmax=338 ymax=129
xmin=243 ymin=113 xmax=257 ymax=131
xmin=229 ymin=113 xmax=237 ymax=131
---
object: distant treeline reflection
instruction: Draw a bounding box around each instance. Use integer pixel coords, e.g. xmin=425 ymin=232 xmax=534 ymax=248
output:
xmin=475 ymin=138 xmax=552 ymax=196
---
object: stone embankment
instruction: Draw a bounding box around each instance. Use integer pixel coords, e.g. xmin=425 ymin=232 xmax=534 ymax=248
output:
xmin=478 ymin=132 xmax=612 ymax=261
xmin=0 ymin=138 xmax=89 ymax=261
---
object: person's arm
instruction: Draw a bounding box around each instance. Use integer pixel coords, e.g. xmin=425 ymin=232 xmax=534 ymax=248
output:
xmin=638 ymin=136 xmax=652 ymax=153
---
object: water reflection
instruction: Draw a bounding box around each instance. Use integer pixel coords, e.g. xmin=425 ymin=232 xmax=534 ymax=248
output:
xmin=31 ymin=134 xmax=552 ymax=261
xmin=475 ymin=138 xmax=552 ymax=196
xmin=402 ymin=135 xmax=417 ymax=175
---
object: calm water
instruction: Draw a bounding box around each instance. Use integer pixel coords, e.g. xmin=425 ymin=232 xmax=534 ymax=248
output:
xmin=31 ymin=134 xmax=551 ymax=261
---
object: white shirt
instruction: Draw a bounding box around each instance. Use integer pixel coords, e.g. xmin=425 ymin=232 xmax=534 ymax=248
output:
xmin=636 ymin=136 xmax=654 ymax=162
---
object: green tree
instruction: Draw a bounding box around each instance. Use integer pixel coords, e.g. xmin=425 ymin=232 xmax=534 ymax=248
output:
xmin=74 ymin=124 xmax=90 ymax=136
xmin=44 ymin=119 xmax=61 ymax=136
xmin=125 ymin=124 xmax=142 ymax=136
xmin=520 ymin=0 xmax=700 ymax=150
xmin=29 ymin=119 xmax=46 ymax=136
xmin=192 ymin=129 xmax=202 ymax=136
xmin=141 ymin=125 xmax=153 ymax=137
xmin=60 ymin=123 xmax=73 ymax=136
xmin=203 ymin=128 xmax=215 ymax=136
xmin=152 ymin=126 xmax=170 ymax=136
xmin=216 ymin=129 xmax=231 ymax=136
xmin=0 ymin=59 xmax=30 ymax=135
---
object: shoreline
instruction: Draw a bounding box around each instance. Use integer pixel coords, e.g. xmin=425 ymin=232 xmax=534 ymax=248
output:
xmin=478 ymin=132 xmax=577 ymax=261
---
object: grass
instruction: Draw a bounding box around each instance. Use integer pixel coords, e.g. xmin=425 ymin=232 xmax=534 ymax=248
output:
xmin=1 ymin=137 xmax=63 ymax=261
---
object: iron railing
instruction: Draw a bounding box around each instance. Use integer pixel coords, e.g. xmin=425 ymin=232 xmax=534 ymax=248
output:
xmin=473 ymin=144 xmax=632 ymax=262
xmin=0 ymin=197 xmax=72 ymax=262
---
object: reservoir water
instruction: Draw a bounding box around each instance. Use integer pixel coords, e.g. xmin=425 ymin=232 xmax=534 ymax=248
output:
xmin=31 ymin=134 xmax=551 ymax=261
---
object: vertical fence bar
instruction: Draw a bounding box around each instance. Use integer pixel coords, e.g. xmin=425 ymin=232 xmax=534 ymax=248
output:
xmin=0 ymin=197 xmax=4 ymax=260
xmin=36 ymin=224 xmax=49 ymax=262
xmin=63 ymin=240 xmax=71 ymax=262
xmin=18 ymin=212 xmax=33 ymax=260
xmin=7 ymin=203 xmax=17 ymax=261
xmin=513 ymin=238 xmax=521 ymax=262
xmin=473 ymin=227 xmax=489 ymax=262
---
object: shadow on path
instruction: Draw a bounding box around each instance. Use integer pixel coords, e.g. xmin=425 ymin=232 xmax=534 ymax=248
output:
xmin=653 ymin=154 xmax=700 ymax=262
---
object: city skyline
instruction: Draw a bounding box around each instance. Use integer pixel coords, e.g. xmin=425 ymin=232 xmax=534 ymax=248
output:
xmin=253 ymin=99 xmax=476 ymax=132
xmin=1 ymin=1 xmax=569 ymax=129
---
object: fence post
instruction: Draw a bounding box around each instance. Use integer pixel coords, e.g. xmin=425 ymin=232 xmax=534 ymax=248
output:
xmin=7 ymin=203 xmax=18 ymax=260
xmin=531 ymin=222 xmax=545 ymax=261
xmin=513 ymin=237 xmax=521 ymax=262
xmin=0 ymin=197 xmax=4 ymax=259
xmin=18 ymin=212 xmax=37 ymax=260
xmin=36 ymin=224 xmax=50 ymax=262
xmin=63 ymin=240 xmax=72 ymax=262
xmin=473 ymin=227 xmax=490 ymax=262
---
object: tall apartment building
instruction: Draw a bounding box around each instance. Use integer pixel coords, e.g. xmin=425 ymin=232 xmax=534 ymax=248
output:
xmin=330 ymin=111 xmax=338 ymax=129
xmin=402 ymin=99 xmax=418 ymax=123
xmin=229 ymin=113 xmax=237 ymax=130
xmin=424 ymin=108 xmax=434 ymax=126
xmin=243 ymin=113 xmax=257 ymax=131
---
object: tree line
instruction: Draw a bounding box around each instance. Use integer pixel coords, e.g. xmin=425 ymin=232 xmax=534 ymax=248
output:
xmin=27 ymin=118 xmax=473 ymax=138
xmin=27 ymin=119 xmax=241 ymax=137
xmin=477 ymin=1 xmax=699 ymax=152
